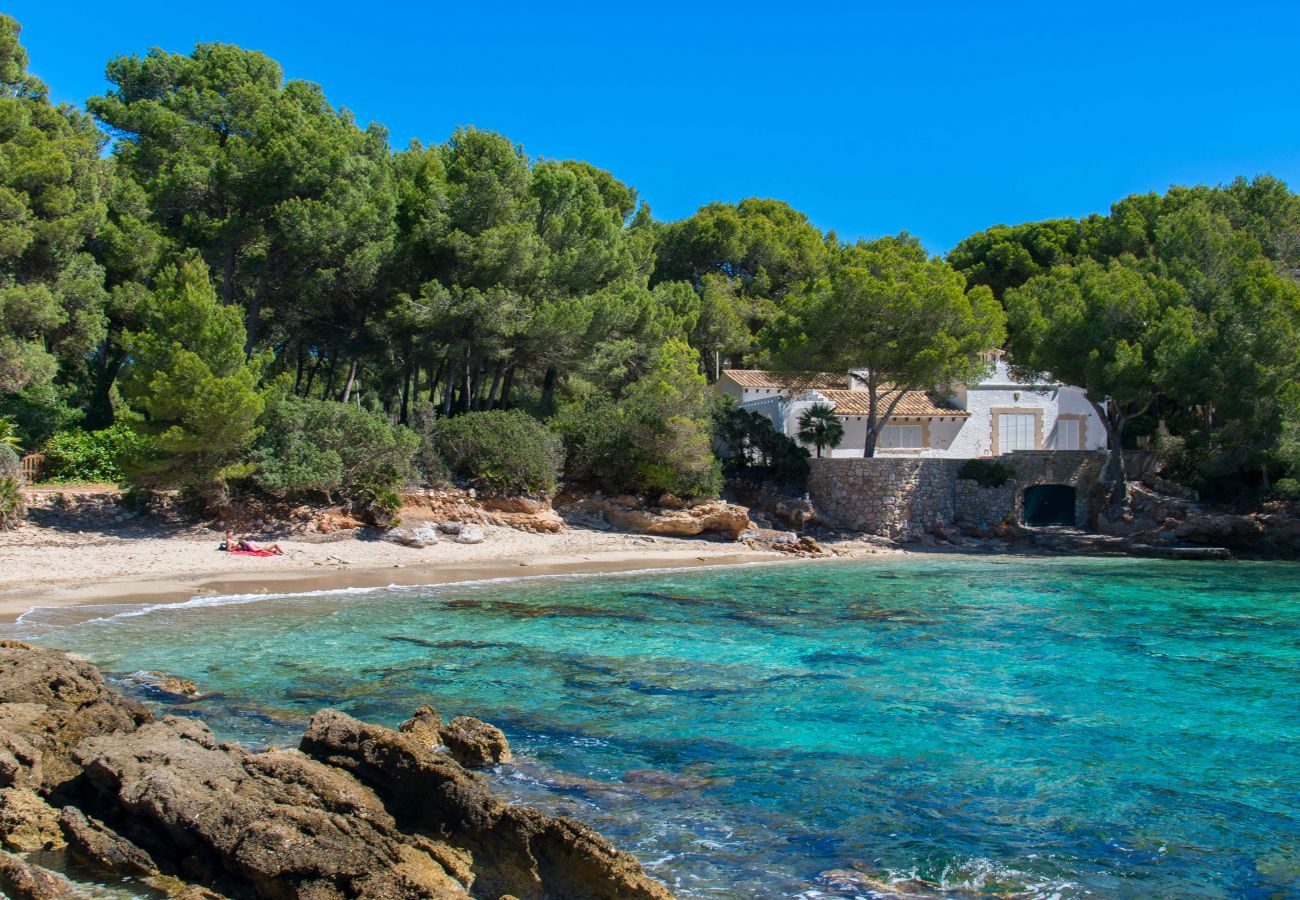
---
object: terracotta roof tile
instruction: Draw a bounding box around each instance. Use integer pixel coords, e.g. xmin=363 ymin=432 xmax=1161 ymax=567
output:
xmin=816 ymin=389 xmax=968 ymax=418
xmin=720 ymin=370 xmax=848 ymax=390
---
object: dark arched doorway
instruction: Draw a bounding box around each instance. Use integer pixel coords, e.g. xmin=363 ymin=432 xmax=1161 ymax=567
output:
xmin=1024 ymin=484 xmax=1076 ymax=526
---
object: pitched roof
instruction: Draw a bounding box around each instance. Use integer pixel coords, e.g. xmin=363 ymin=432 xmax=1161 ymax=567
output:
xmin=816 ymin=389 xmax=969 ymax=418
xmin=720 ymin=369 xmax=848 ymax=390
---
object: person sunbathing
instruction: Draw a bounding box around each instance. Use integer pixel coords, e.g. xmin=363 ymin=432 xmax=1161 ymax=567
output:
xmin=224 ymin=531 xmax=284 ymax=555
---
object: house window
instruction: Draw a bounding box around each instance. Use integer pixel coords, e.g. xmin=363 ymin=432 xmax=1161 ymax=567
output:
xmin=880 ymin=424 xmax=924 ymax=449
xmin=1055 ymin=418 xmax=1080 ymax=450
xmin=998 ymin=413 xmax=1037 ymax=452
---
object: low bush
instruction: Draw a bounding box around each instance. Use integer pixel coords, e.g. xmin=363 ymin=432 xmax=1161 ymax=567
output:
xmin=433 ymin=409 xmax=564 ymax=495
xmin=553 ymin=394 xmax=723 ymax=500
xmin=958 ymin=458 xmax=1017 ymax=488
xmin=250 ymin=398 xmax=418 ymax=502
xmin=42 ymin=424 xmax=142 ymax=484
xmin=0 ymin=445 xmax=17 ymax=480
xmin=1274 ymin=477 xmax=1300 ymax=499
xmin=712 ymin=402 xmax=810 ymax=488
xmin=0 ymin=446 xmax=22 ymax=529
xmin=0 ymin=477 xmax=21 ymax=530
xmin=409 ymin=402 xmax=451 ymax=485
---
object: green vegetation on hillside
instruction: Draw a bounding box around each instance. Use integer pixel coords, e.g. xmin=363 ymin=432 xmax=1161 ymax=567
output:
xmin=1 ymin=12 xmax=1298 ymax=515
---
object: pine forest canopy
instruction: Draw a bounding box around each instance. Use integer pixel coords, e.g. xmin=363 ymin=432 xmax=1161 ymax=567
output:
xmin=1 ymin=10 xmax=1299 ymax=509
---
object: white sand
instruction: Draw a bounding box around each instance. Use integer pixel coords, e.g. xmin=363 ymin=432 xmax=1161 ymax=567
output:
xmin=0 ymin=516 xmax=797 ymax=622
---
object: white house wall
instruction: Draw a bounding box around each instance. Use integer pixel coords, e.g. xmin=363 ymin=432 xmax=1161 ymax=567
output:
xmin=727 ymin=371 xmax=1106 ymax=459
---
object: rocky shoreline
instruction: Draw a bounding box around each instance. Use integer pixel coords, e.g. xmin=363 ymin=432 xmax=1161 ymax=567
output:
xmin=0 ymin=641 xmax=672 ymax=899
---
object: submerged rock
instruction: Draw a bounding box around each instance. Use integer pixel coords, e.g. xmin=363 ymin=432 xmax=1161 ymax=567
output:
xmin=439 ymin=715 xmax=513 ymax=768
xmin=139 ymin=671 xmax=199 ymax=698
xmin=0 ymin=850 xmax=76 ymax=900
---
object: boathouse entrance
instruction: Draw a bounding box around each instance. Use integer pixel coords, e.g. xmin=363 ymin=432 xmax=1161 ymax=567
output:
xmin=1023 ymin=484 xmax=1076 ymax=526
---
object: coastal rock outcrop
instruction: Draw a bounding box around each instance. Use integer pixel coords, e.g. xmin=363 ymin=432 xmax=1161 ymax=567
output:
xmin=300 ymin=708 xmax=672 ymax=900
xmin=0 ymin=643 xmax=673 ymax=899
xmin=0 ymin=640 xmax=152 ymax=792
xmin=400 ymin=488 xmax=565 ymax=534
xmin=0 ymin=787 xmax=63 ymax=851
xmin=58 ymin=805 xmax=158 ymax=877
xmin=399 ymin=704 xmax=444 ymax=746
xmin=438 ymin=522 xmax=487 ymax=544
xmin=567 ymin=497 xmax=753 ymax=540
xmin=738 ymin=528 xmax=828 ymax=557
xmin=74 ymin=717 xmax=470 ymax=898
xmin=383 ymin=522 xmax=441 ymax=548
xmin=438 ymin=715 xmax=513 ymax=768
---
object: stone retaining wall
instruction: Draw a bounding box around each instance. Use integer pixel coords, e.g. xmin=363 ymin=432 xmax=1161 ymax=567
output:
xmin=808 ymin=451 xmax=1106 ymax=538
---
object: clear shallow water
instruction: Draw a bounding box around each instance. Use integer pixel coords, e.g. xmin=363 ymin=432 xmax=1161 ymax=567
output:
xmin=11 ymin=556 xmax=1300 ymax=898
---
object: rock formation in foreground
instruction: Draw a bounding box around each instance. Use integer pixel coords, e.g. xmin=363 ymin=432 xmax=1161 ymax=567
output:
xmin=0 ymin=640 xmax=672 ymax=900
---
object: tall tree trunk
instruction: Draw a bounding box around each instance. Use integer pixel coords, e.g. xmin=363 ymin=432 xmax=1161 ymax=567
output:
xmin=244 ymin=275 xmax=267 ymax=356
xmin=400 ymin=358 xmax=413 ymax=425
xmin=460 ymin=351 xmax=472 ymax=414
xmin=483 ymin=365 xmax=503 ymax=411
xmin=442 ymin=359 xmax=456 ymax=418
xmin=1094 ymin=399 xmax=1129 ymax=520
xmin=221 ymin=247 xmax=237 ymax=306
xmin=340 ymin=358 xmax=360 ymax=404
xmin=428 ymin=358 xmax=446 ymax=409
xmin=323 ymin=350 xmax=339 ymax=400
xmin=862 ymin=386 xmax=880 ymax=458
xmin=304 ymin=351 xmax=323 ymax=398
xmin=540 ymin=367 xmax=557 ymax=413
xmin=499 ymin=364 xmax=516 ymax=409
xmin=294 ymin=345 xmax=306 ymax=394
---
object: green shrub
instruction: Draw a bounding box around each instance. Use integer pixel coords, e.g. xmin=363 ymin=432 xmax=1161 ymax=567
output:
xmin=251 ymin=397 xmax=418 ymax=501
xmin=1274 ymin=477 xmax=1300 ymax=499
xmin=0 ymin=445 xmax=18 ymax=480
xmin=712 ymin=401 xmax=811 ymax=488
xmin=0 ymin=416 xmax=20 ymax=451
xmin=958 ymin=459 xmax=1017 ymax=488
xmin=409 ymin=402 xmax=451 ymax=485
xmin=42 ymin=424 xmax=141 ymax=483
xmin=551 ymin=394 xmax=635 ymax=491
xmin=0 ymin=447 xmax=22 ymax=528
xmin=433 ymin=409 xmax=564 ymax=495
xmin=0 ymin=476 xmax=21 ymax=530
xmin=552 ymin=341 xmax=723 ymax=501
xmin=120 ymin=261 xmax=269 ymax=507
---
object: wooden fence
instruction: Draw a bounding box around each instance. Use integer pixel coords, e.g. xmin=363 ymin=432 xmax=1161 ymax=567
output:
xmin=19 ymin=453 xmax=44 ymax=483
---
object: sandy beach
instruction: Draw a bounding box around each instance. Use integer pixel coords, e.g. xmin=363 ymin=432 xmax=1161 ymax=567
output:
xmin=0 ymin=512 xmax=798 ymax=623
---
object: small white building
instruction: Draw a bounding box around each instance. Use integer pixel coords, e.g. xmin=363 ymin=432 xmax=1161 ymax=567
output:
xmin=716 ymin=352 xmax=1107 ymax=458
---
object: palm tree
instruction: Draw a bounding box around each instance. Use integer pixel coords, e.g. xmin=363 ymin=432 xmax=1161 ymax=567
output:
xmin=796 ymin=403 xmax=844 ymax=458
xmin=0 ymin=416 xmax=20 ymax=451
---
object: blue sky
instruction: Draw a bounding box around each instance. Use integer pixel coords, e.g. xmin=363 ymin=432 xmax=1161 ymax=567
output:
xmin=10 ymin=1 xmax=1300 ymax=252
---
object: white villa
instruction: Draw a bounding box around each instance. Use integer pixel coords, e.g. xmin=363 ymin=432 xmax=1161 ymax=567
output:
xmin=716 ymin=352 xmax=1108 ymax=458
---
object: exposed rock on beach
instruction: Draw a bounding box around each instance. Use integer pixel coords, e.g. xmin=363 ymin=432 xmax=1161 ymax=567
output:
xmin=0 ymin=640 xmax=673 ymax=899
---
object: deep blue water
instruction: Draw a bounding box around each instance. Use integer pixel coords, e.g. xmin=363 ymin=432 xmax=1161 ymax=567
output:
xmin=12 ymin=556 xmax=1300 ymax=898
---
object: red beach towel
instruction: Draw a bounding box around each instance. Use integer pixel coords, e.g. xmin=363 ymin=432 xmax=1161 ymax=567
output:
xmin=229 ymin=549 xmax=278 ymax=557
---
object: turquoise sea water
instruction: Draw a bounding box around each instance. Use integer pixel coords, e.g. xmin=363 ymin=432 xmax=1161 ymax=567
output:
xmin=11 ymin=556 xmax=1300 ymax=898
